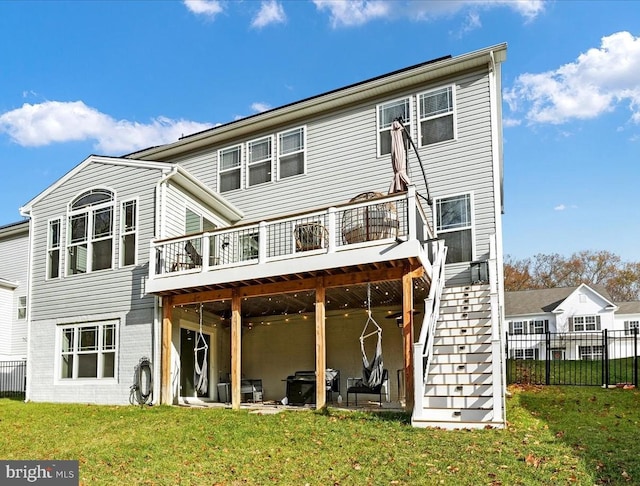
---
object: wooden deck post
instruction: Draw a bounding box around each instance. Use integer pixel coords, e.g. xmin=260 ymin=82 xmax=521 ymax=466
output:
xmin=230 ymin=289 xmax=242 ymax=410
xmin=161 ymin=296 xmax=173 ymax=405
xmin=315 ymin=280 xmax=326 ymax=409
xmin=402 ymin=269 xmax=415 ymax=409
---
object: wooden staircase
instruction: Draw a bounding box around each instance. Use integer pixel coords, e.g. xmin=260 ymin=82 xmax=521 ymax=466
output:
xmin=412 ymin=284 xmax=505 ymax=429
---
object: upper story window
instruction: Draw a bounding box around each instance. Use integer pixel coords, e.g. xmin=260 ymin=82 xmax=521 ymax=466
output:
xmin=48 ymin=218 xmax=61 ymax=279
xmin=278 ymin=127 xmax=305 ymax=179
xmin=569 ymin=315 xmax=601 ymax=332
xmin=377 ymin=97 xmax=411 ymax=156
xmin=67 ymin=189 xmax=114 ymax=275
xmin=435 ymin=193 xmax=473 ymax=264
xmin=120 ymin=200 xmax=137 ymax=267
xmin=17 ymin=296 xmax=26 ymax=319
xmin=219 ymin=145 xmax=242 ymax=193
xmin=419 ymin=86 xmax=455 ymax=146
xmin=248 ymin=136 xmax=273 ymax=187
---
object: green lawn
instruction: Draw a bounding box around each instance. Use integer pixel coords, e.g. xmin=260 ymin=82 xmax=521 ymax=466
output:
xmin=1 ymin=386 xmax=638 ymax=485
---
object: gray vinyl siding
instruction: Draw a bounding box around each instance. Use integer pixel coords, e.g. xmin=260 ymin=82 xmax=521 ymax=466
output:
xmin=163 ymin=182 xmax=230 ymax=238
xmin=29 ymin=162 xmax=161 ymax=321
xmin=0 ymin=226 xmax=29 ymax=358
xmin=163 ymin=69 xmax=498 ymax=287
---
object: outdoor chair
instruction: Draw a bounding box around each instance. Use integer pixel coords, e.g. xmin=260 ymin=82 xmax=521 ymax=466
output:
xmin=346 ymin=369 xmax=389 ymax=406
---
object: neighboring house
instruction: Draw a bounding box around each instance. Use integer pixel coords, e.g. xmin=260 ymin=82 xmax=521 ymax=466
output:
xmin=0 ymin=221 xmax=29 ymax=361
xmin=505 ymin=284 xmax=640 ymax=361
xmin=16 ymin=43 xmax=508 ymax=429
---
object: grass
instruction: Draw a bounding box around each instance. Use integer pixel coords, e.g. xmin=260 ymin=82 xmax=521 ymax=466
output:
xmin=1 ymin=386 xmax=639 ymax=485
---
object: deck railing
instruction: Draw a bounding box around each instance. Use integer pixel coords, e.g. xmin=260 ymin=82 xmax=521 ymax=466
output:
xmin=149 ymin=187 xmax=433 ymax=280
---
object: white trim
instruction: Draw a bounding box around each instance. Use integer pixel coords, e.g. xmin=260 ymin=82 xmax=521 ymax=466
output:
xmin=417 ymin=84 xmax=457 ymax=148
xmin=217 ymin=144 xmax=243 ymax=193
xmin=276 ymin=125 xmax=307 ymax=180
xmin=376 ymin=95 xmax=412 ymax=158
xmin=246 ymin=135 xmax=274 ymax=188
xmin=46 ymin=217 xmax=62 ymax=280
xmin=20 ymin=155 xmax=173 ymax=217
xmin=119 ymin=198 xmax=139 ymax=267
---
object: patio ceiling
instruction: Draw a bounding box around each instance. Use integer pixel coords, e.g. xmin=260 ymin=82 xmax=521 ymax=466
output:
xmin=180 ymin=278 xmax=429 ymax=322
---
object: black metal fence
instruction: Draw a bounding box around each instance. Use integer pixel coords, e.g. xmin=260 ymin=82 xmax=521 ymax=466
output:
xmin=506 ymin=329 xmax=639 ymax=387
xmin=0 ymin=360 xmax=26 ymax=398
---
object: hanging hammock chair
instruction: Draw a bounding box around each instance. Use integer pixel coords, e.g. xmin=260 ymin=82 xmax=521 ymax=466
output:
xmin=359 ymin=284 xmax=384 ymax=388
xmin=194 ymin=304 xmax=209 ymax=395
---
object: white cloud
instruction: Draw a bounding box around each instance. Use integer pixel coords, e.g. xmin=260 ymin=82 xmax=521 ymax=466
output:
xmin=183 ymin=0 xmax=223 ymax=19
xmin=251 ymin=102 xmax=272 ymax=113
xmin=505 ymin=31 xmax=640 ymax=125
xmin=554 ymin=204 xmax=566 ymax=211
xmin=251 ymin=0 xmax=287 ymax=29
xmin=0 ymin=101 xmax=213 ymax=154
xmin=313 ymin=0 xmax=544 ymax=28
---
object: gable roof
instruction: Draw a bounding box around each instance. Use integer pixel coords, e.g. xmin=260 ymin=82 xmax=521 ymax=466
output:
xmin=616 ymin=301 xmax=640 ymax=315
xmin=505 ymin=284 xmax=615 ymax=316
xmin=20 ymin=155 xmax=174 ymax=217
xmin=128 ymin=43 xmax=507 ymax=162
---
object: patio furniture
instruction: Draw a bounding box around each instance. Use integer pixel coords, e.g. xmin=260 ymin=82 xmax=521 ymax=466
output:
xmin=294 ymin=222 xmax=328 ymax=251
xmin=342 ymin=192 xmax=398 ymax=244
xmin=285 ymin=369 xmax=340 ymax=405
xmin=346 ymin=369 xmax=389 ymax=406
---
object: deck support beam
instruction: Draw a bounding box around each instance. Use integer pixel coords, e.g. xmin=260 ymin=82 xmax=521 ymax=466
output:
xmin=161 ymin=296 xmax=173 ymax=405
xmin=402 ymin=267 xmax=415 ymax=409
xmin=315 ymin=279 xmax=326 ymax=409
xmin=230 ymin=289 xmax=242 ymax=410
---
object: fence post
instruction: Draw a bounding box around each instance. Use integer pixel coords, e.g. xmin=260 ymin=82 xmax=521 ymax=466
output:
xmin=545 ymin=332 xmax=551 ymax=385
xmin=602 ymin=329 xmax=609 ymax=388
xmin=505 ymin=332 xmax=510 ymax=383
xmin=634 ymin=327 xmax=638 ymax=387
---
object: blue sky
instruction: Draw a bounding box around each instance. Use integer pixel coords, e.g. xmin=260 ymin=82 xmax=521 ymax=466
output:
xmin=1 ymin=0 xmax=639 ymax=262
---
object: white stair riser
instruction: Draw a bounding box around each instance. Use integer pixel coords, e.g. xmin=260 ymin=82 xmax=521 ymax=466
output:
xmin=423 ymin=395 xmax=494 ymax=409
xmin=424 ymin=384 xmax=493 ymax=396
xmin=417 ymin=408 xmax=494 ymax=422
xmin=427 ymin=373 xmax=492 ymax=385
xmin=433 ymin=343 xmax=492 ymax=354
xmin=439 ymin=303 xmax=491 ymax=314
xmin=437 ymin=317 xmax=490 ymax=329
xmin=430 ymin=362 xmax=492 ymax=374
xmin=436 ymin=326 xmax=491 ymax=337
xmin=435 ymin=334 xmax=492 ymax=346
xmin=438 ymin=311 xmax=490 ymax=321
xmin=429 ymin=352 xmax=492 ymax=364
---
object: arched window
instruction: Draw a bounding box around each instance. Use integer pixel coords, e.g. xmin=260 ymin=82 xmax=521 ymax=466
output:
xmin=67 ymin=189 xmax=115 ymax=274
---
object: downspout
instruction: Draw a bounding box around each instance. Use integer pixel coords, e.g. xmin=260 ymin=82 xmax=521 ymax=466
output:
xmin=488 ymin=49 xmax=507 ymax=426
xmin=152 ymin=166 xmax=176 ymax=404
xmin=22 ymin=214 xmax=34 ymax=402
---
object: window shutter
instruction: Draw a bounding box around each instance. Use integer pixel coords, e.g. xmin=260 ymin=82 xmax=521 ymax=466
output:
xmin=624 ymin=321 xmax=629 ymax=335
xmin=596 ymin=315 xmax=601 ymax=331
xmin=508 ymin=322 xmax=513 ymax=335
xmin=544 ymin=320 xmax=549 ymax=333
xmin=568 ymin=317 xmax=574 ymax=332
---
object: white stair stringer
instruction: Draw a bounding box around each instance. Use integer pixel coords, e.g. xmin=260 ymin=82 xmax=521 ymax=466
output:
xmin=412 ymin=284 xmax=505 ymax=429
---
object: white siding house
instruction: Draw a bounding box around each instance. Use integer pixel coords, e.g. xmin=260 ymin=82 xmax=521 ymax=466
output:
xmin=16 ymin=44 xmax=508 ymax=429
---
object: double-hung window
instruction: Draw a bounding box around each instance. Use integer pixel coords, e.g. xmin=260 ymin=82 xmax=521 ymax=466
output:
xmin=435 ymin=193 xmax=473 ymax=264
xmin=278 ymin=127 xmax=305 ymax=179
xmin=625 ymin=321 xmax=640 ymax=335
xmin=67 ymin=189 xmax=114 ymax=275
xmin=509 ymin=321 xmax=525 ymax=335
xmin=248 ymin=136 xmax=273 ymax=186
xmin=513 ymin=348 xmax=536 ymax=360
xmin=120 ymin=200 xmax=137 ymax=267
xmin=579 ymin=345 xmax=603 ymax=361
xmin=48 ymin=219 xmax=61 ymax=279
xmin=219 ymin=145 xmax=242 ymax=192
xmin=60 ymin=321 xmax=118 ymax=379
xmin=570 ymin=315 xmax=601 ymax=332
xmin=17 ymin=296 xmax=26 ymax=319
xmin=419 ymin=86 xmax=455 ymax=146
xmin=530 ymin=320 xmax=548 ymax=334
xmin=377 ymin=97 xmax=411 ymax=156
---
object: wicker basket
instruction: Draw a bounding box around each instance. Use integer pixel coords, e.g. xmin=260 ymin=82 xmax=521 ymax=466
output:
xmin=342 ymin=192 xmax=398 ymax=244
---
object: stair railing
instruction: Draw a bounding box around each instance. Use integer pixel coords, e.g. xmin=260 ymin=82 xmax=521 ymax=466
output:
xmin=412 ymin=239 xmax=447 ymax=415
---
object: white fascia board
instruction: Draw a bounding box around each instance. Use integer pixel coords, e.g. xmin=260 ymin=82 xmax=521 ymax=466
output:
xmin=574 ymin=283 xmax=618 ymax=310
xmin=130 ymin=44 xmax=508 ymax=162
xmin=19 ymin=155 xmax=174 ymax=217
xmin=0 ymin=278 xmax=18 ymax=290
